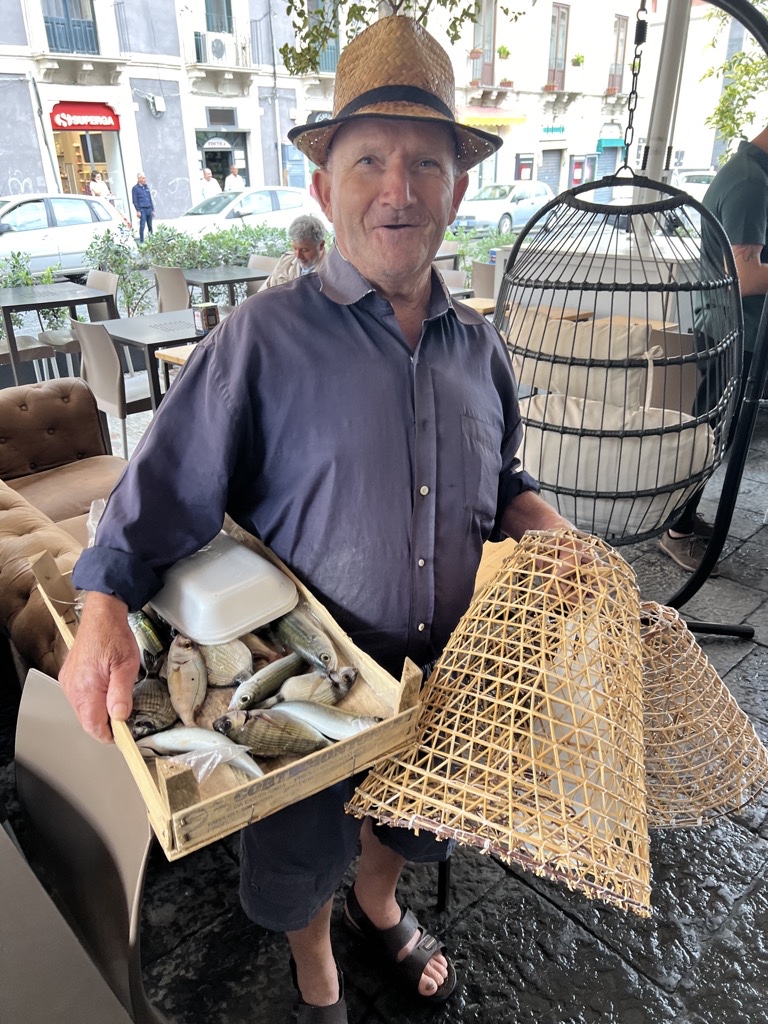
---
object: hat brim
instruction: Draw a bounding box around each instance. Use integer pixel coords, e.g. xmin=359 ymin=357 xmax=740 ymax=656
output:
xmin=288 ymin=109 xmax=502 ymax=172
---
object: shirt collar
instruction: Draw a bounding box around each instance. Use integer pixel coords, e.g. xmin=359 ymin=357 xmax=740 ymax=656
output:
xmin=317 ymin=245 xmax=476 ymax=324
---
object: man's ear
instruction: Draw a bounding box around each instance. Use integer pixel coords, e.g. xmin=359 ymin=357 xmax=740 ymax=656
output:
xmin=312 ymin=168 xmax=333 ymax=222
xmin=449 ymin=172 xmax=470 ymax=223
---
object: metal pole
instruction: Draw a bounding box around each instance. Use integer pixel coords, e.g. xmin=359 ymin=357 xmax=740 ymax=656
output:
xmin=640 ymin=0 xmax=691 ymax=195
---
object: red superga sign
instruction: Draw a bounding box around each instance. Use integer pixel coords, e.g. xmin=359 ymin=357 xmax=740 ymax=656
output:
xmin=50 ymin=102 xmax=120 ymax=131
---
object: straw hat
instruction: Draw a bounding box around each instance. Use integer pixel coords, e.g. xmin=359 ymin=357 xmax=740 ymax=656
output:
xmin=288 ymin=15 xmax=502 ymax=171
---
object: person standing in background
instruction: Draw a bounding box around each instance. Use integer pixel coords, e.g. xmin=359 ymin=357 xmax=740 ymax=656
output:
xmin=658 ymin=126 xmax=768 ymax=573
xmin=131 ymin=172 xmax=154 ymax=244
xmin=89 ymin=171 xmax=112 ymax=199
xmin=224 ymin=164 xmax=246 ymax=192
xmin=200 ymin=167 xmax=222 ymax=200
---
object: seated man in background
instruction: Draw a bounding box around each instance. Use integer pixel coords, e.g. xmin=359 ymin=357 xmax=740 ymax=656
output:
xmin=261 ymin=214 xmax=327 ymax=289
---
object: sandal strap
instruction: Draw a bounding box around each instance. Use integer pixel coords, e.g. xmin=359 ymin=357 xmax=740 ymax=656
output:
xmin=290 ymin=958 xmax=348 ymax=1024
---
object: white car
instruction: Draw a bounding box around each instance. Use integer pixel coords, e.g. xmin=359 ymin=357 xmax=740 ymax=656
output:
xmin=671 ymin=169 xmax=715 ymax=204
xmin=159 ymin=187 xmax=330 ymax=238
xmin=0 ymin=193 xmax=130 ymax=277
xmin=451 ymin=180 xmax=555 ymax=235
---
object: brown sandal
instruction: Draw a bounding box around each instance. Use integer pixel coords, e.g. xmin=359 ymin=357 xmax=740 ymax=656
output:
xmin=343 ymin=886 xmax=457 ymax=1004
xmin=289 ymin=957 xmax=348 ymax=1024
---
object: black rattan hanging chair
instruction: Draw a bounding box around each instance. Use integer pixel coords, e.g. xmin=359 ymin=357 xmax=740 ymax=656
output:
xmin=496 ymin=171 xmax=743 ymax=547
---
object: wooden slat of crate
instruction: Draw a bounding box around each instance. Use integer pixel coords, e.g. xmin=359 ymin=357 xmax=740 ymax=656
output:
xmin=32 ymin=542 xmax=420 ymax=860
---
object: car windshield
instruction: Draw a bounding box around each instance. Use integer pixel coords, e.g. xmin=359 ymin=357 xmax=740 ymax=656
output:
xmin=470 ymin=185 xmax=513 ymax=201
xmin=183 ymin=193 xmax=235 ymax=216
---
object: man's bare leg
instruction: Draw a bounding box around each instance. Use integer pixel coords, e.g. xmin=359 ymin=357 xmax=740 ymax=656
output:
xmin=287 ymin=898 xmax=339 ymax=1006
xmin=350 ymin=818 xmax=449 ymax=997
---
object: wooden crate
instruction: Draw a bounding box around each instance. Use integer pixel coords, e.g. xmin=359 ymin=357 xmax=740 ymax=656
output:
xmin=32 ymin=536 xmax=421 ymax=861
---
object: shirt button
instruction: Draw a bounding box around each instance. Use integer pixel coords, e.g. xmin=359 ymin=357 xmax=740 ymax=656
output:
xmin=418 ymin=558 xmax=425 ymax=567
xmin=418 ymin=623 xmax=426 ymax=632
xmin=419 ymin=485 xmax=430 ymax=496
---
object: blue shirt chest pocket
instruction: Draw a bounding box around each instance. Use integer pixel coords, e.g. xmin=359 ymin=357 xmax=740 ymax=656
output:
xmin=461 ymin=412 xmax=503 ymax=524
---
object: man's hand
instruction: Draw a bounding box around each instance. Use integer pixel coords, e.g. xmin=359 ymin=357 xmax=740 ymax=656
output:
xmin=58 ymin=592 xmax=140 ymax=744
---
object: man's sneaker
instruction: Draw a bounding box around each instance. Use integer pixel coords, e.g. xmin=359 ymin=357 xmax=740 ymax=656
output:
xmin=691 ymin=513 xmax=714 ymax=539
xmin=657 ymin=531 xmax=720 ymax=576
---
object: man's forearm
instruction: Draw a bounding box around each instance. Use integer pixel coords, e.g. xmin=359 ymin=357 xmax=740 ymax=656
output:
xmin=500 ymin=490 xmax=572 ymax=541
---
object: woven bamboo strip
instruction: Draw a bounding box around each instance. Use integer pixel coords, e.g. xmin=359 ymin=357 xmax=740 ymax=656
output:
xmin=641 ymin=602 xmax=768 ymax=828
xmin=348 ymin=530 xmax=651 ymax=916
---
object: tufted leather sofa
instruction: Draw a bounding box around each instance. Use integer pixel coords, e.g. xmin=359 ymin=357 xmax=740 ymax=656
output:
xmin=0 ymin=378 xmax=127 ymax=682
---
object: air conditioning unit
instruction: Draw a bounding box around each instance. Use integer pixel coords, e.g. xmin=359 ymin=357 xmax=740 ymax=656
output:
xmin=203 ymin=32 xmax=236 ymax=66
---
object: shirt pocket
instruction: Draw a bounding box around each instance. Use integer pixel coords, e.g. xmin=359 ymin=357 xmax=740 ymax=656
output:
xmin=461 ymin=412 xmax=502 ymax=523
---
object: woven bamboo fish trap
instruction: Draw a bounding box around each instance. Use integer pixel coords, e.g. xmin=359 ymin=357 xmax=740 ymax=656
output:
xmin=348 ymin=529 xmax=652 ymax=916
xmin=641 ymin=601 xmax=768 ymax=828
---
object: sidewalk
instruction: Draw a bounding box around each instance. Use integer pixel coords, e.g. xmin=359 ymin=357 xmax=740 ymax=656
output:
xmin=1 ymin=406 xmax=766 ymax=1024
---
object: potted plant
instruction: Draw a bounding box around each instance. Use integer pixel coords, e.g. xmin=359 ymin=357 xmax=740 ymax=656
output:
xmin=543 ymin=82 xmax=557 ymax=92
xmin=499 ymin=78 xmax=513 ymax=88
xmin=497 ymin=44 xmax=510 ymax=60
xmin=469 ymin=78 xmax=481 ymax=87
xmin=571 ymin=53 xmax=584 ymax=67
xmin=469 ymin=47 xmax=483 ymax=59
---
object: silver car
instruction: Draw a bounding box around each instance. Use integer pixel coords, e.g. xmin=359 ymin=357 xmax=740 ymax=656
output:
xmin=451 ymin=180 xmax=555 ymax=235
xmin=0 ymin=193 xmax=129 ymax=277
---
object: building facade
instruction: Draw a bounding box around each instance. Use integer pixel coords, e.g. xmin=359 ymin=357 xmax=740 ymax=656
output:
xmin=0 ymin=0 xmax=744 ymax=223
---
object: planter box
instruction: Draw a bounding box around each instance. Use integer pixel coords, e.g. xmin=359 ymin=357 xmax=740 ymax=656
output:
xmin=32 ymin=534 xmax=421 ymax=861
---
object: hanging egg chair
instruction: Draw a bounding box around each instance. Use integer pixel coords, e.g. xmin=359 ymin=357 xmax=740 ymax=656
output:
xmin=496 ymin=172 xmax=743 ymax=544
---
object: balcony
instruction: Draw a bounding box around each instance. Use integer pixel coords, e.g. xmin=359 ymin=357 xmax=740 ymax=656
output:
xmin=186 ymin=23 xmax=255 ymax=95
xmin=44 ymin=14 xmax=98 ymax=55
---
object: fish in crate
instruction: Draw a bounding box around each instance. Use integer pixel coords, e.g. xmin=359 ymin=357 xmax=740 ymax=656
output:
xmin=347 ymin=529 xmax=652 ymax=917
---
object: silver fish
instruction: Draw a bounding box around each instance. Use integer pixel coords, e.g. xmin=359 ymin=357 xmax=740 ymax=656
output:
xmin=128 ymin=674 xmax=177 ymax=739
xmin=166 ymin=634 xmax=208 ymax=726
xmin=213 ymin=708 xmax=331 ymax=757
xmin=274 ymin=607 xmax=338 ymax=676
xmin=136 ymin=726 xmax=264 ymax=779
xmin=228 ymin=651 xmax=306 ymax=711
xmin=260 ymin=668 xmax=357 ymax=708
xmin=200 ymin=639 xmax=253 ymax=687
xmin=128 ymin=610 xmax=167 ymax=673
xmin=274 ymin=701 xmax=382 ymax=740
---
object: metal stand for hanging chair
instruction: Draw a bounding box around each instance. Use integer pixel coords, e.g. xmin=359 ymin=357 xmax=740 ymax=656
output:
xmin=496 ymin=171 xmax=754 ymax=639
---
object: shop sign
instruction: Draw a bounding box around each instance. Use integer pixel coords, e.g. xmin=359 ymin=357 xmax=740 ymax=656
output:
xmin=203 ymin=137 xmax=232 ymax=150
xmin=308 ymin=111 xmax=332 ymax=124
xmin=51 ymin=102 xmax=120 ymax=131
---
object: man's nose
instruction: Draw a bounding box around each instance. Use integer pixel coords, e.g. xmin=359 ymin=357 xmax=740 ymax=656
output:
xmin=379 ymin=162 xmax=414 ymax=207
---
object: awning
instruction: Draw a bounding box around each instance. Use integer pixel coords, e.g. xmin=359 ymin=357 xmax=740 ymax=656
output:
xmin=596 ymin=137 xmax=625 ymax=154
xmin=458 ymin=106 xmax=525 ymax=127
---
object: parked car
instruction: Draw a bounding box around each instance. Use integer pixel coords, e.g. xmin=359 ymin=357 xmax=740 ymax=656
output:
xmin=671 ymin=169 xmax=715 ymax=204
xmin=451 ymin=180 xmax=554 ymax=235
xmin=0 ymin=193 xmax=130 ymax=278
xmin=158 ymin=187 xmax=330 ymax=238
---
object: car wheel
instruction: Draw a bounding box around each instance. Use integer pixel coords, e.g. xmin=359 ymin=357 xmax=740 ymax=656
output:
xmin=498 ymin=214 xmax=513 ymax=234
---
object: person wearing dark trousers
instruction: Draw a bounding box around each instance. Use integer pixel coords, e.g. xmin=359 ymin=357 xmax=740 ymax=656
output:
xmin=658 ymin=126 xmax=768 ymax=573
xmin=131 ymin=172 xmax=154 ymax=243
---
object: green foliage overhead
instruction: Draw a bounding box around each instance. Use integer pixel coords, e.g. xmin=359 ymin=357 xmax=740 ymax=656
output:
xmin=280 ymin=0 xmax=530 ymax=76
xmin=702 ymin=2 xmax=768 ymax=158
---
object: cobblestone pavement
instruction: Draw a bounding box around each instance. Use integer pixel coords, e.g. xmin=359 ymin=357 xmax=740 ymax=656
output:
xmin=2 ymin=403 xmax=767 ymax=1024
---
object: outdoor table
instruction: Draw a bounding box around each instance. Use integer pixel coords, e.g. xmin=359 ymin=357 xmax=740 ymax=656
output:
xmin=448 ymin=285 xmax=474 ymax=299
xmin=0 ymin=282 xmax=118 ymax=386
xmin=460 ymin=296 xmax=496 ymax=316
xmin=155 ymin=343 xmax=197 ymax=390
xmin=102 ymin=310 xmax=201 ymax=410
xmin=182 ymin=265 xmax=269 ymax=305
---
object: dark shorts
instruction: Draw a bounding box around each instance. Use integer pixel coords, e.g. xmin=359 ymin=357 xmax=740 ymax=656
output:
xmin=238 ymin=770 xmax=453 ymax=932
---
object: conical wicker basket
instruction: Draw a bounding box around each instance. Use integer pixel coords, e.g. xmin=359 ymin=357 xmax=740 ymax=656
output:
xmin=641 ymin=601 xmax=768 ymax=828
xmin=348 ymin=530 xmax=652 ymax=916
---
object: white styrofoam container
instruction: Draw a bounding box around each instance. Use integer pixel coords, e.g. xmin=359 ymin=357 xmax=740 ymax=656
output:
xmin=149 ymin=531 xmax=298 ymax=643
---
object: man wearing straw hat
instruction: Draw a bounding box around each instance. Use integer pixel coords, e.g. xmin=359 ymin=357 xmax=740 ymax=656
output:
xmin=60 ymin=15 xmax=577 ymax=1021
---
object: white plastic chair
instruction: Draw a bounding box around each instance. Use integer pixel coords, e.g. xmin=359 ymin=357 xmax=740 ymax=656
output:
xmin=152 ymin=266 xmax=191 ymax=313
xmin=246 ymin=253 xmax=279 ymax=296
xmin=71 ymin=319 xmax=152 ymax=458
xmin=37 ymin=269 xmax=120 ymax=377
xmin=471 ymin=259 xmax=496 ymax=300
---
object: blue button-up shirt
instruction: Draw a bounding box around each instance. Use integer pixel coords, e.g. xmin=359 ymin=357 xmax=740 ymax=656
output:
xmin=74 ymin=247 xmax=538 ymax=676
